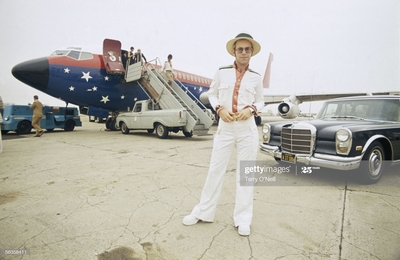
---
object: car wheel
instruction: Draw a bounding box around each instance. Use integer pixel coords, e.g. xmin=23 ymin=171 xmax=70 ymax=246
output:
xmin=121 ymin=122 xmax=130 ymax=134
xmin=155 ymin=123 xmax=168 ymax=139
xmin=64 ymin=120 xmax=75 ymax=131
xmin=16 ymin=120 xmax=32 ymax=134
xmin=359 ymin=141 xmax=385 ymax=184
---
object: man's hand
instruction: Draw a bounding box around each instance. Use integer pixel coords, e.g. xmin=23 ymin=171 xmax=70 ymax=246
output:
xmin=236 ymin=108 xmax=252 ymax=121
xmin=219 ymin=109 xmax=235 ymax=122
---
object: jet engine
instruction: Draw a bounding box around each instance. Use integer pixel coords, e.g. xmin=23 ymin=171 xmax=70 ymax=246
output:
xmin=199 ymin=92 xmax=210 ymax=106
xmin=277 ymin=94 xmax=302 ymax=119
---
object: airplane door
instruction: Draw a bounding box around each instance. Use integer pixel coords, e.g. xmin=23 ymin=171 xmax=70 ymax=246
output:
xmin=103 ymin=39 xmax=125 ymax=75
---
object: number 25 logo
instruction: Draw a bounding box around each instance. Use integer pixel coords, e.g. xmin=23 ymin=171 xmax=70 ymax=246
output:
xmin=301 ymin=167 xmax=312 ymax=174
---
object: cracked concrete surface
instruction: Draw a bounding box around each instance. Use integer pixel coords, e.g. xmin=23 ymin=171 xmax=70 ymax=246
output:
xmin=0 ymin=116 xmax=399 ymax=260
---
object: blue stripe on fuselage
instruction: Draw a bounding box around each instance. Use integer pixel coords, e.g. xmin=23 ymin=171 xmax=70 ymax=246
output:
xmin=47 ymin=64 xmax=209 ymax=112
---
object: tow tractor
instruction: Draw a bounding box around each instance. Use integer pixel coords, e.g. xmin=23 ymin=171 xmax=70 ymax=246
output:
xmin=1 ymin=105 xmax=82 ymax=134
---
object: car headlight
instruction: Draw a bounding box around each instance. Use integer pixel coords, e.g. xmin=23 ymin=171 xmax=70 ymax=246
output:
xmin=262 ymin=124 xmax=271 ymax=142
xmin=336 ymin=128 xmax=352 ymax=155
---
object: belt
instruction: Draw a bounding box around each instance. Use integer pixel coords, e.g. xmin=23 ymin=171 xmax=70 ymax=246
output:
xmin=232 ymin=114 xmax=241 ymax=121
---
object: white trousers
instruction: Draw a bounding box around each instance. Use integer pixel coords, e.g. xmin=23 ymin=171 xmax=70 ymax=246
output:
xmin=190 ymin=117 xmax=259 ymax=226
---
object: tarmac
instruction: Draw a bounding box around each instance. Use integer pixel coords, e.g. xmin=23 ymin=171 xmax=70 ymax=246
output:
xmin=0 ymin=116 xmax=399 ymax=260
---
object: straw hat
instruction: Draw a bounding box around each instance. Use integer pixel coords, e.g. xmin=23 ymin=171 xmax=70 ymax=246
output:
xmin=226 ymin=32 xmax=261 ymax=57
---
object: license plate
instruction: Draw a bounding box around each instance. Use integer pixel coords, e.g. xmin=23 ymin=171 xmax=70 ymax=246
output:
xmin=281 ymin=152 xmax=296 ymax=163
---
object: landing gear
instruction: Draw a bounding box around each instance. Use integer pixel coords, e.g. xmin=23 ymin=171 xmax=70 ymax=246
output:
xmin=183 ymin=131 xmax=193 ymax=137
xmin=105 ymin=114 xmax=120 ymax=131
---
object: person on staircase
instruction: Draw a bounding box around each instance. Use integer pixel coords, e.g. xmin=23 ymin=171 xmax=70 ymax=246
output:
xmin=161 ymin=54 xmax=175 ymax=88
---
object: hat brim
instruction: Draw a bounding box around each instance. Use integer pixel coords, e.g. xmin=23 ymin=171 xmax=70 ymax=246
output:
xmin=226 ymin=35 xmax=261 ymax=57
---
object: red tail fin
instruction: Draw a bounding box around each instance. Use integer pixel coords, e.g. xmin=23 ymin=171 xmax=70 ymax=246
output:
xmin=263 ymin=53 xmax=273 ymax=89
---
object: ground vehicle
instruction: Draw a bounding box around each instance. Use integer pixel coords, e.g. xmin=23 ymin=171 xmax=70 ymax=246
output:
xmin=116 ymin=99 xmax=195 ymax=139
xmin=115 ymin=62 xmax=214 ymax=139
xmin=1 ymin=105 xmax=82 ymax=134
xmin=260 ymin=95 xmax=400 ymax=184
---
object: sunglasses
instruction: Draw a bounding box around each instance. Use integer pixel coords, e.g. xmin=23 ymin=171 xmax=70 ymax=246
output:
xmin=235 ymin=47 xmax=252 ymax=54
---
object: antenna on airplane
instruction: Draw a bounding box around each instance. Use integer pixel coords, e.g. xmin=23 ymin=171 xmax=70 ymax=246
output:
xmin=263 ymin=53 xmax=273 ymax=89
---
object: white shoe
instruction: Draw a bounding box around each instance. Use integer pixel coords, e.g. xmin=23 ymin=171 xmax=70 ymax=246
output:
xmin=182 ymin=215 xmax=199 ymax=226
xmin=238 ymin=225 xmax=250 ymax=236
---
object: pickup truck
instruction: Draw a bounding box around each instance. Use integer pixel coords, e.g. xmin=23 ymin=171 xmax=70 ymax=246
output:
xmin=116 ymin=99 xmax=190 ymax=139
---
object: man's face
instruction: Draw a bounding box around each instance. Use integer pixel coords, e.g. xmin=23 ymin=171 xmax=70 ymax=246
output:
xmin=234 ymin=39 xmax=253 ymax=66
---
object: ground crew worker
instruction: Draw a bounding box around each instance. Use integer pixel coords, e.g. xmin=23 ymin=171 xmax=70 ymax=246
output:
xmin=183 ymin=32 xmax=264 ymax=236
xmin=30 ymin=95 xmax=44 ymax=137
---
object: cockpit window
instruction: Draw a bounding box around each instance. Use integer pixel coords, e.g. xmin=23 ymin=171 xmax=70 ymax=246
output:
xmin=50 ymin=50 xmax=93 ymax=60
xmin=51 ymin=50 xmax=70 ymax=56
xmin=68 ymin=51 xmax=81 ymax=59
xmin=80 ymin=52 xmax=93 ymax=60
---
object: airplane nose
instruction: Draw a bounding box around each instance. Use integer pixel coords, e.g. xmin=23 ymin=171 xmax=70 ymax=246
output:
xmin=12 ymin=57 xmax=49 ymax=91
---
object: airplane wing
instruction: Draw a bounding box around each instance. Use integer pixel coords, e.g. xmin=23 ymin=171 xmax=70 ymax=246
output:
xmin=264 ymin=91 xmax=396 ymax=105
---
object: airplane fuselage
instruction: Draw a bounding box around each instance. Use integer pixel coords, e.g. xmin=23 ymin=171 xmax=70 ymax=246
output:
xmin=12 ymin=50 xmax=212 ymax=114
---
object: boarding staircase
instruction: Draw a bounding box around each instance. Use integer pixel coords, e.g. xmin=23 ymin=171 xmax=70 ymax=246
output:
xmin=124 ymin=59 xmax=213 ymax=136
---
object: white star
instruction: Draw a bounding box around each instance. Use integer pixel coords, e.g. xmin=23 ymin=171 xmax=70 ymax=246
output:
xmin=92 ymin=86 xmax=97 ymax=91
xmin=134 ymin=97 xmax=138 ymax=101
xmin=69 ymin=86 xmax=75 ymax=91
xmin=104 ymin=76 xmax=109 ymax=81
xmin=100 ymin=96 xmax=110 ymax=104
xmin=121 ymin=95 xmax=125 ymax=99
xmin=64 ymin=68 xmax=70 ymax=73
xmin=199 ymin=87 xmax=203 ymax=92
xmin=81 ymin=71 xmax=92 ymax=82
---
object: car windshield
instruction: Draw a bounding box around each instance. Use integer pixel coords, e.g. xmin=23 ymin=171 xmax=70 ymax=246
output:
xmin=317 ymin=99 xmax=400 ymax=122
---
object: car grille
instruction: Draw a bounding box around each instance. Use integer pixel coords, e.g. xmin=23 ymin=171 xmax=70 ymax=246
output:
xmin=281 ymin=125 xmax=313 ymax=155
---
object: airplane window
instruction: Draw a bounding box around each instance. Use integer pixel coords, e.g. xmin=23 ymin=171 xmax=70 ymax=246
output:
xmin=51 ymin=50 xmax=70 ymax=56
xmin=80 ymin=52 xmax=93 ymax=60
xmin=68 ymin=51 xmax=80 ymax=60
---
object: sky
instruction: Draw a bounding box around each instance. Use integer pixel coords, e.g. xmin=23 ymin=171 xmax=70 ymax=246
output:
xmin=0 ymin=0 xmax=399 ymax=112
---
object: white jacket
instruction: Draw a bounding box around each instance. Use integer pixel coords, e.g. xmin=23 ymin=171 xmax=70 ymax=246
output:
xmin=208 ymin=65 xmax=264 ymax=114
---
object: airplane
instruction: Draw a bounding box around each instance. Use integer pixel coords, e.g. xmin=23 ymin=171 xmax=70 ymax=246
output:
xmin=11 ymin=39 xmax=215 ymax=130
xmin=11 ymin=39 xmax=396 ymax=130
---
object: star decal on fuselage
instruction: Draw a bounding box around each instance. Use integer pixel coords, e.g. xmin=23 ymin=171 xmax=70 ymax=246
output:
xmin=64 ymin=68 xmax=70 ymax=73
xmin=69 ymin=86 xmax=75 ymax=91
xmin=81 ymin=71 xmax=92 ymax=82
xmin=104 ymin=76 xmax=109 ymax=81
xmin=100 ymin=96 xmax=110 ymax=104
